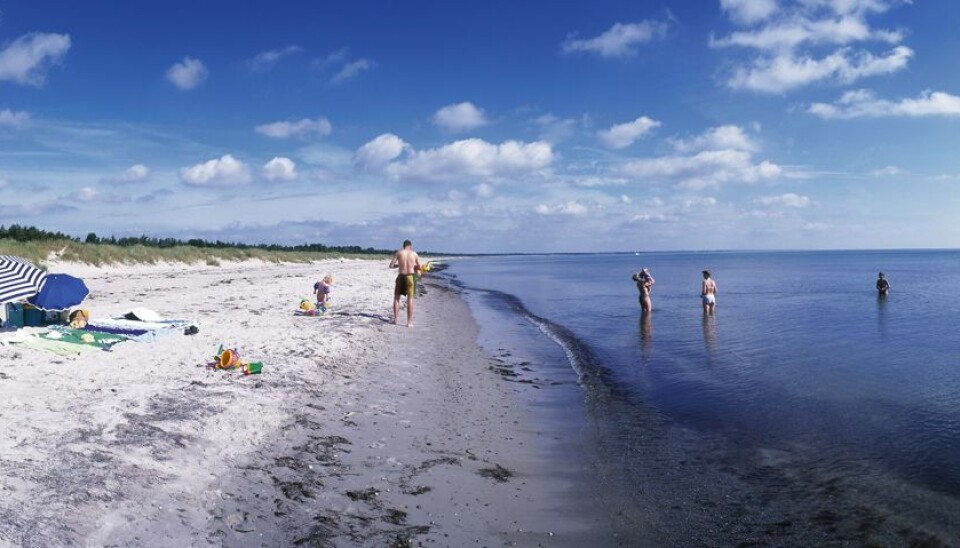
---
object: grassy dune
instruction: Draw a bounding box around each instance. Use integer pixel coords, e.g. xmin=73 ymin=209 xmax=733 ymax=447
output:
xmin=0 ymin=238 xmax=387 ymax=267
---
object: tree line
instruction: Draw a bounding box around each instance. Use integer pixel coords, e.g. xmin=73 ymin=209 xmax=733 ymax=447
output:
xmin=0 ymin=224 xmax=391 ymax=255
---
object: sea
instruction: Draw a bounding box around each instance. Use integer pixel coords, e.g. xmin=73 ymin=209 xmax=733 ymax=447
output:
xmin=443 ymin=250 xmax=960 ymax=546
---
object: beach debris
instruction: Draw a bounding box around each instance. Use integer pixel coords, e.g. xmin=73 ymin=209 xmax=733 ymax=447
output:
xmin=225 ymin=511 xmax=256 ymax=533
xmin=382 ymin=509 xmax=408 ymax=525
xmin=345 ymin=487 xmax=379 ymax=502
xmin=210 ymin=345 xmax=263 ymax=375
xmin=477 ymin=464 xmax=514 ymax=482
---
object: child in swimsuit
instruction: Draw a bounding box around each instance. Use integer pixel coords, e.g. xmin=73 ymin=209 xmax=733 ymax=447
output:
xmin=876 ymin=272 xmax=890 ymax=295
xmin=314 ymin=275 xmax=334 ymax=312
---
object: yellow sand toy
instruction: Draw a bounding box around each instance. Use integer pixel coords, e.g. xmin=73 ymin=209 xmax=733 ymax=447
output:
xmin=213 ymin=346 xmax=262 ymax=374
xmin=299 ymin=298 xmax=329 ymax=316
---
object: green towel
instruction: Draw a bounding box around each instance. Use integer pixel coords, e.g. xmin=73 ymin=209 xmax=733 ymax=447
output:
xmin=15 ymin=336 xmax=104 ymax=356
xmin=43 ymin=328 xmax=127 ymax=349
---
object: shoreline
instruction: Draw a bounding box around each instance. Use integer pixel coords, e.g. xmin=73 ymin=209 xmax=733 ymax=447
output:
xmin=1 ymin=259 xmax=613 ymax=546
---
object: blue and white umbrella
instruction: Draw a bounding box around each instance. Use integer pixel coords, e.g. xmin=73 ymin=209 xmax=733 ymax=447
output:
xmin=0 ymin=255 xmax=48 ymax=305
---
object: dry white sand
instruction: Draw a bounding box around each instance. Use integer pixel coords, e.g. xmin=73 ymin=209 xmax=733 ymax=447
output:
xmin=0 ymin=259 xmax=611 ymax=547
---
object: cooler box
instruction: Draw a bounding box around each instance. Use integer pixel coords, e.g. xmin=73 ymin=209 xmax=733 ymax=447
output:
xmin=23 ymin=305 xmax=43 ymax=327
xmin=5 ymin=303 xmax=25 ymax=327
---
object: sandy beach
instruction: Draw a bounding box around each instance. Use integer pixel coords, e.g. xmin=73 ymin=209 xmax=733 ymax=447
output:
xmin=0 ymin=259 xmax=613 ymax=547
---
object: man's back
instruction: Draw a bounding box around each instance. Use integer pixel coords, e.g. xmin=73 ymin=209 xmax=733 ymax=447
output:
xmin=394 ymin=248 xmax=420 ymax=275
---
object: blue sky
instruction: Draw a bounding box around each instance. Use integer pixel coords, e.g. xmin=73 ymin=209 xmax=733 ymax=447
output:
xmin=1 ymin=0 xmax=959 ymax=252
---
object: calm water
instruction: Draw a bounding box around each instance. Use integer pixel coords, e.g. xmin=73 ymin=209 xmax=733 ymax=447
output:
xmin=445 ymin=250 xmax=960 ymax=545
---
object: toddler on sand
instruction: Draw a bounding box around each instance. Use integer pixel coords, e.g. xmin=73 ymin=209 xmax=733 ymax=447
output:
xmin=314 ymin=275 xmax=334 ymax=312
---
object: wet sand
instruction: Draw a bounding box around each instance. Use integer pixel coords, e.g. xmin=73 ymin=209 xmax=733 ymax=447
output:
xmin=0 ymin=259 xmax=612 ymax=546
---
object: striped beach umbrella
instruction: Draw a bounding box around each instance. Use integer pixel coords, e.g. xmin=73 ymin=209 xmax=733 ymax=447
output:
xmin=0 ymin=256 xmax=48 ymax=305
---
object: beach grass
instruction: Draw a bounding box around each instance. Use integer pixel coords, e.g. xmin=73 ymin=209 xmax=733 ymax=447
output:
xmin=0 ymin=238 xmax=388 ymax=267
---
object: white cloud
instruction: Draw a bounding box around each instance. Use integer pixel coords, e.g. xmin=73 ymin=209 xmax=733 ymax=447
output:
xmin=682 ymin=196 xmax=718 ymax=209
xmin=69 ymin=187 xmax=98 ymax=202
xmin=0 ymin=108 xmax=30 ymax=128
xmin=721 ymin=0 xmax=780 ymax=25
xmin=712 ymin=15 xmax=901 ymax=51
xmin=597 ymin=116 xmax=661 ymax=149
xmin=561 ymin=21 xmax=668 ymax=58
xmin=385 ymin=138 xmax=553 ymax=182
xmin=809 ymin=89 xmax=960 ymax=119
xmin=262 ymin=157 xmax=297 ymax=181
xmin=0 ymin=32 xmax=71 ymax=86
xmin=714 ymin=0 xmax=911 ymax=93
xmin=433 ymin=102 xmax=489 ymax=132
xmin=620 ymin=194 xmax=633 ymax=204
xmin=101 ymin=164 xmax=151 ymax=184
xmin=798 ymin=0 xmax=897 ymax=16
xmin=0 ymin=178 xmax=8 ymax=189
xmin=755 ymin=193 xmax=811 ymax=207
xmin=331 ymin=58 xmax=373 ymax=84
xmin=353 ymin=133 xmax=409 ymax=169
xmin=180 ymin=154 xmax=252 ymax=187
xmin=571 ymin=175 xmax=630 ymax=187
xmin=122 ymin=164 xmax=150 ymax=181
xmin=727 ymin=45 xmax=911 ymax=93
xmin=535 ymin=201 xmax=589 ymax=216
xmin=314 ymin=48 xmax=349 ymax=69
xmin=531 ymin=114 xmax=578 ymax=143
xmin=620 ymin=149 xmax=782 ymax=190
xmin=671 ymin=125 xmax=758 ymax=153
xmin=249 ymin=45 xmax=302 ymax=71
xmin=166 ymin=57 xmax=208 ymax=90
xmin=871 ymin=165 xmax=903 ymax=176
xmin=474 ymin=183 xmax=494 ymax=198
xmin=255 ymin=117 xmax=333 ymax=138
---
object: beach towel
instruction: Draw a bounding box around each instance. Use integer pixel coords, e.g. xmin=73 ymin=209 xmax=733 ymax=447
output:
xmin=45 ymin=326 xmax=127 ymax=349
xmin=14 ymin=336 xmax=104 ymax=356
xmin=85 ymin=317 xmax=195 ymax=342
xmin=2 ymin=329 xmax=107 ymax=356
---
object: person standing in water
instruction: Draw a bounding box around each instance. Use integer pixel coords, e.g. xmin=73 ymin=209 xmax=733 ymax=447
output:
xmin=876 ymin=272 xmax=890 ymax=296
xmin=389 ymin=239 xmax=422 ymax=327
xmin=632 ymin=268 xmax=654 ymax=312
xmin=701 ymin=269 xmax=718 ymax=315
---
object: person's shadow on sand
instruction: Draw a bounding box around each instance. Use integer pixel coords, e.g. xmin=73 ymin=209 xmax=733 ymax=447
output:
xmin=333 ymin=311 xmax=393 ymax=323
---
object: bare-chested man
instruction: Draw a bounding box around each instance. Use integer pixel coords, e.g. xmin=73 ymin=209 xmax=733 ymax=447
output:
xmin=389 ymin=239 xmax=422 ymax=327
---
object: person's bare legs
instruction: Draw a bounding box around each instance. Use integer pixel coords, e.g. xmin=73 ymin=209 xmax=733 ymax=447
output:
xmin=406 ymin=294 xmax=415 ymax=327
xmin=393 ymin=295 xmax=401 ymax=325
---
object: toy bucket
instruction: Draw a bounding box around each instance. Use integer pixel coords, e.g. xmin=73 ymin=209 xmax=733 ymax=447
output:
xmin=217 ymin=348 xmax=240 ymax=369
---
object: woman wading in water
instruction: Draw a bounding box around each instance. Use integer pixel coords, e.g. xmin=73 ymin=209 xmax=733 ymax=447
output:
xmin=632 ymin=268 xmax=655 ymax=313
xmin=701 ymin=269 xmax=718 ymax=315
